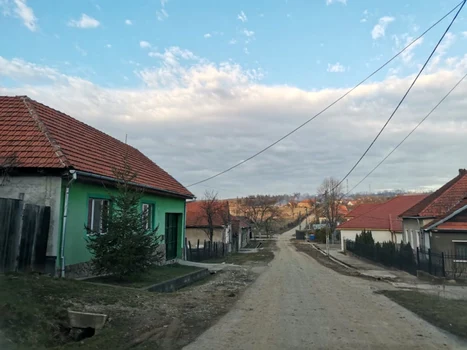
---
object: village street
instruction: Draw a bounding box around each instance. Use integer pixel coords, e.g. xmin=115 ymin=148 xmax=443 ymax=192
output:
xmin=184 ymin=227 xmax=466 ymax=350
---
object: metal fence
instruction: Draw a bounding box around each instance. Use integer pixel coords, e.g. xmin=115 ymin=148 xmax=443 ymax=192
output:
xmin=417 ymin=247 xmax=467 ymax=280
xmin=346 ymin=239 xmax=467 ymax=280
xmin=345 ymin=240 xmax=417 ymax=275
xmin=186 ymin=239 xmax=232 ymax=262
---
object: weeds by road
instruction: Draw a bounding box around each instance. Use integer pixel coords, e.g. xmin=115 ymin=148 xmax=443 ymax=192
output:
xmin=380 ymin=290 xmax=467 ymax=340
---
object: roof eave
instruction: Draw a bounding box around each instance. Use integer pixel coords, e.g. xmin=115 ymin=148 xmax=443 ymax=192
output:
xmin=75 ymin=170 xmax=194 ymax=200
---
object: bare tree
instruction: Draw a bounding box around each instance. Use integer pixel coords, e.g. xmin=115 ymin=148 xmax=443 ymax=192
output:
xmin=287 ymin=192 xmax=300 ymax=217
xmin=317 ymin=177 xmax=344 ymax=235
xmin=199 ymin=190 xmax=229 ymax=243
xmin=238 ymin=195 xmax=282 ymax=238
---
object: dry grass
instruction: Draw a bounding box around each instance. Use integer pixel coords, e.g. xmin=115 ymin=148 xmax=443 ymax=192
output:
xmin=380 ymin=290 xmax=467 ymax=340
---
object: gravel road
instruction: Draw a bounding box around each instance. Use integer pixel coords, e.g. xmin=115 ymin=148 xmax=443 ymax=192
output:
xmin=184 ymin=227 xmax=467 ymax=350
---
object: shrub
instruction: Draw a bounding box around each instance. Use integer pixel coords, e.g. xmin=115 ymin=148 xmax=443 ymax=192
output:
xmin=86 ymin=160 xmax=163 ymax=279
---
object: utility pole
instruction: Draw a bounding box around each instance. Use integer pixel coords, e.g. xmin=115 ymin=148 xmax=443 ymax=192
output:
xmin=305 ymin=207 xmax=308 ymax=228
xmin=346 ymin=179 xmax=349 ymax=195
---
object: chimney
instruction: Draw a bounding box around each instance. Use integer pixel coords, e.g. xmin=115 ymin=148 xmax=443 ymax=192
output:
xmin=460 ymin=169 xmax=467 ymax=175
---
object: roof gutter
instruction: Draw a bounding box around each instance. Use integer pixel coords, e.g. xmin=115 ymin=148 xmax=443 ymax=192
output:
xmin=75 ymin=170 xmax=194 ymax=199
xmin=424 ymin=204 xmax=467 ymax=231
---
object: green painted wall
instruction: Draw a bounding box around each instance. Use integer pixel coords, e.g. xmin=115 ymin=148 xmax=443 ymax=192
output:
xmin=60 ymin=180 xmax=186 ymax=266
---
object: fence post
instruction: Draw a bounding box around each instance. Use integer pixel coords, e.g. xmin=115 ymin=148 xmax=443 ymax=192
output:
xmin=204 ymin=240 xmax=206 ymax=260
xmin=416 ymin=247 xmax=420 ymax=271
xmin=441 ymin=252 xmax=446 ymax=277
xmin=187 ymin=240 xmax=192 ymax=261
xmin=428 ymin=248 xmax=432 ymax=275
xmin=222 ymin=243 xmax=225 ymax=256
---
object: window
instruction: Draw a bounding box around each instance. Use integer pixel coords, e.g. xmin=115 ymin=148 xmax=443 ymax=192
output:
xmin=87 ymin=198 xmax=110 ymax=234
xmin=454 ymin=242 xmax=467 ymax=260
xmin=142 ymin=203 xmax=154 ymax=230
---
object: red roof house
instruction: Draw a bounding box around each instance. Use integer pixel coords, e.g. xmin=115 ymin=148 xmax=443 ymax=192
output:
xmin=345 ymin=203 xmax=383 ymax=220
xmin=0 ymin=96 xmax=193 ymax=276
xmin=400 ymin=170 xmax=467 ymax=253
xmin=338 ymin=195 xmax=427 ymax=250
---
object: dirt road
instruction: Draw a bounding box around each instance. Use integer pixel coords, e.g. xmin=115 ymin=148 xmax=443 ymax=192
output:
xmin=184 ymin=227 xmax=467 ymax=350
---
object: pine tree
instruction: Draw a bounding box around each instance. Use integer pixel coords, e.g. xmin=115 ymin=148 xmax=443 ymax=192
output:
xmin=86 ymin=158 xmax=163 ymax=279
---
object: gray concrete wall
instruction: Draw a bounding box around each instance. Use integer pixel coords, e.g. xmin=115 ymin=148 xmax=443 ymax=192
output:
xmin=431 ymin=232 xmax=467 ymax=253
xmin=0 ymin=175 xmax=62 ymax=257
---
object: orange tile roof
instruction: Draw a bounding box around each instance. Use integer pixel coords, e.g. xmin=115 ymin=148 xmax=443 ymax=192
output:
xmin=186 ymin=200 xmax=230 ymax=227
xmin=345 ymin=203 xmax=383 ymax=217
xmin=338 ymin=195 xmax=427 ymax=232
xmin=401 ymin=169 xmax=467 ymax=218
xmin=0 ymin=96 xmax=193 ymax=198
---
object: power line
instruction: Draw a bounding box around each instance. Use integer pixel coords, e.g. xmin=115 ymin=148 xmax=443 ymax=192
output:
xmin=186 ymin=1 xmax=464 ymax=188
xmin=346 ymin=71 xmax=467 ymax=195
xmin=334 ymin=0 xmax=466 ymax=190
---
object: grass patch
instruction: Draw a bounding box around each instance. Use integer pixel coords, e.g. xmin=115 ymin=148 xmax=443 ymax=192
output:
xmin=380 ymin=290 xmax=467 ymax=339
xmin=0 ymin=273 xmax=165 ymax=349
xmin=86 ymin=263 xmax=202 ymax=288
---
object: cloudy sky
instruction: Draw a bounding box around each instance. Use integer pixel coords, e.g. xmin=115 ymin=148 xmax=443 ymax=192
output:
xmin=1 ymin=0 xmax=467 ymax=199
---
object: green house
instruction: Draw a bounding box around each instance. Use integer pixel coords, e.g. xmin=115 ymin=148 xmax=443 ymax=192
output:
xmin=0 ymin=96 xmax=194 ymax=277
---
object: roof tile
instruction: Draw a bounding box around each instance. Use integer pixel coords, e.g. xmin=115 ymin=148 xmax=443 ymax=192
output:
xmin=0 ymin=96 xmax=193 ymax=198
xmin=338 ymin=195 xmax=427 ymax=232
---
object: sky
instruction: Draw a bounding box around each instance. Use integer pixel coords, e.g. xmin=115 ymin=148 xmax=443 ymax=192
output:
xmin=1 ymin=0 xmax=467 ymax=199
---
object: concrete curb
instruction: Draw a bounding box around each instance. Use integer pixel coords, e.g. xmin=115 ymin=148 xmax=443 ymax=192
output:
xmin=310 ymin=243 xmax=396 ymax=283
xmin=146 ymin=268 xmax=210 ymax=293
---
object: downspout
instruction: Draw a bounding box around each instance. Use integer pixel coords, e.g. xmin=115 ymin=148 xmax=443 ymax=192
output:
xmin=183 ymin=200 xmax=187 ymax=260
xmin=60 ymin=170 xmax=77 ymax=277
xmin=416 ymin=218 xmax=422 ymax=249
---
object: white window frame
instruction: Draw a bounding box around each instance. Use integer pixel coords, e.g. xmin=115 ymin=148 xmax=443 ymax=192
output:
xmin=88 ymin=198 xmax=110 ymax=234
xmin=452 ymin=240 xmax=467 ymax=263
xmin=142 ymin=203 xmax=154 ymax=230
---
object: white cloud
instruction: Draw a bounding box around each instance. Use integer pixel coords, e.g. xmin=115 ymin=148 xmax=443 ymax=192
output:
xmin=2 ymin=0 xmax=38 ymax=31
xmin=326 ymin=0 xmax=347 ymax=5
xmin=393 ymin=34 xmax=424 ymax=65
xmin=156 ymin=8 xmax=168 ymax=21
xmin=327 ymin=62 xmax=345 ymax=72
xmin=204 ymin=33 xmax=212 ymax=38
xmin=68 ymin=14 xmax=100 ymax=29
xmin=229 ymin=39 xmax=237 ymax=45
xmin=2 ymin=51 xmax=467 ymax=198
xmin=461 ymin=31 xmax=467 ymax=38
xmin=243 ymin=29 xmax=254 ymax=37
xmin=125 ymin=19 xmax=132 ymax=25
xmin=161 ymin=0 xmax=168 ymax=6
xmin=360 ymin=9 xmax=368 ymax=23
xmin=106 ymin=44 xmax=112 ymax=48
xmin=371 ymin=16 xmax=395 ymax=40
xmin=140 ymin=41 xmax=151 ymax=49
xmin=237 ymin=11 xmax=247 ymax=22
xmin=244 ymin=47 xmax=250 ymax=55
xmin=428 ymin=32 xmax=456 ymax=71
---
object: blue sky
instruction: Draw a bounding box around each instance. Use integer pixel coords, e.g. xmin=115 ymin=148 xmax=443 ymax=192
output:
xmin=2 ymin=0 xmax=465 ymax=89
xmin=1 ymin=0 xmax=467 ymax=198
